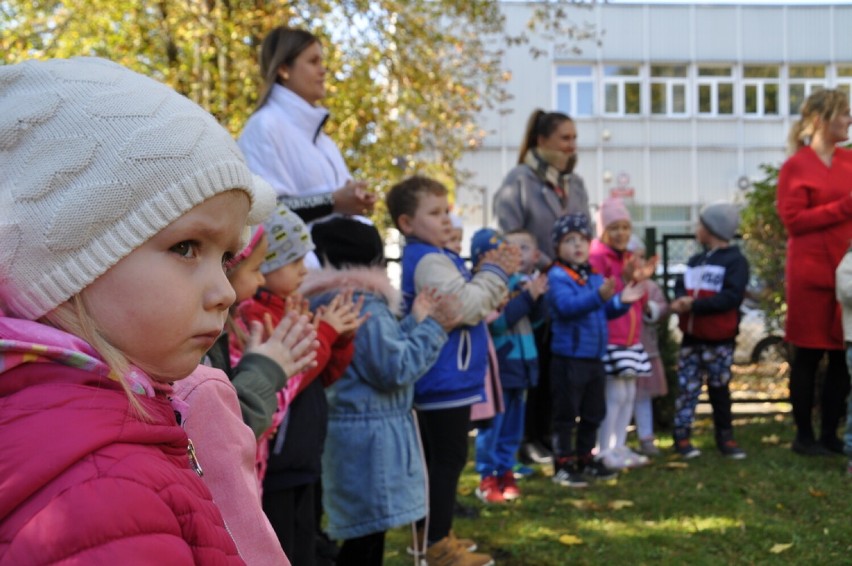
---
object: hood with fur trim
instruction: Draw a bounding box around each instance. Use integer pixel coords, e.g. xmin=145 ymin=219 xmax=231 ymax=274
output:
xmin=300 ymin=266 xmax=402 ymax=317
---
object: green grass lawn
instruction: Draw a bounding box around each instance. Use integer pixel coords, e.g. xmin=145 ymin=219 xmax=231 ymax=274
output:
xmin=383 ymin=411 xmax=852 ymax=566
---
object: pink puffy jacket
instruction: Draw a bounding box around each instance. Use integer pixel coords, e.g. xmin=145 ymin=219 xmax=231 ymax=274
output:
xmin=0 ymin=320 xmax=243 ymax=565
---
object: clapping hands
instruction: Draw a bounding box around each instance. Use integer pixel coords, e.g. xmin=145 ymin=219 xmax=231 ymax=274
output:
xmin=412 ymin=287 xmax=463 ymax=332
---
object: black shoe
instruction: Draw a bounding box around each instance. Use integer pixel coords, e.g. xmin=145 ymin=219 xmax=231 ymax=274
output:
xmin=792 ymin=438 xmax=834 ymax=457
xmin=522 ymin=441 xmax=553 ymax=464
xmin=580 ymin=459 xmax=618 ymax=481
xmin=718 ymin=440 xmax=747 ymax=460
xmin=820 ymin=436 xmax=845 ymax=455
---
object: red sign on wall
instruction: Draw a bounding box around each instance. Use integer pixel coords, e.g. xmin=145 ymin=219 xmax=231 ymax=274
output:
xmin=610 ymin=187 xmax=635 ymax=198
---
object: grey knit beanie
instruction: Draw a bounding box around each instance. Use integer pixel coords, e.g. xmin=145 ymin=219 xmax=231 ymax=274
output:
xmin=0 ymin=57 xmax=276 ymax=320
xmin=261 ymin=203 xmax=316 ymax=274
xmin=699 ymin=201 xmax=740 ymax=242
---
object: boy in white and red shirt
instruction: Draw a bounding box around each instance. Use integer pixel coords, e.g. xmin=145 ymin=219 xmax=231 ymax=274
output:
xmin=670 ymin=202 xmax=749 ymax=460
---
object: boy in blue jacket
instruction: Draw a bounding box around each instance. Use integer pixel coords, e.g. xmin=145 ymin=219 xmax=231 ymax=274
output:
xmin=546 ymin=213 xmax=644 ymax=487
xmin=472 ymin=228 xmax=548 ymax=504
xmin=387 ymin=176 xmax=518 ymax=566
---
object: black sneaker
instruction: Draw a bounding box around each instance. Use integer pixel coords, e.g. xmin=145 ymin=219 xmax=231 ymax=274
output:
xmin=820 ymin=437 xmax=845 ymax=455
xmin=674 ymin=439 xmax=701 ymax=459
xmin=581 ymin=459 xmax=618 ymax=481
xmin=718 ymin=440 xmax=747 ymax=460
xmin=792 ymin=438 xmax=834 ymax=457
xmin=552 ymin=467 xmax=589 ymax=488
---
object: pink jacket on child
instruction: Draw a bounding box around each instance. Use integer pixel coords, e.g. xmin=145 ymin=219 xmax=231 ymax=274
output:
xmin=174 ymin=366 xmax=290 ymax=565
xmin=589 ymin=239 xmax=647 ymax=347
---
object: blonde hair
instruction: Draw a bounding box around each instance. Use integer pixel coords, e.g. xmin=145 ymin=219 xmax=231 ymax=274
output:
xmin=787 ymin=89 xmax=850 ymax=155
xmin=40 ymin=295 xmax=150 ymax=419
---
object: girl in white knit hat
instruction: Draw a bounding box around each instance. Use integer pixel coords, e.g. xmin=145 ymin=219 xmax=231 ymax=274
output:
xmin=0 ymin=57 xmax=278 ymax=563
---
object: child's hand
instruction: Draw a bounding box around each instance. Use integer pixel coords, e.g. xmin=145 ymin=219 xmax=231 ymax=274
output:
xmin=670 ymin=296 xmax=694 ymax=314
xmin=631 ymin=255 xmax=659 ymax=283
xmin=527 ymin=272 xmax=549 ymax=300
xmin=286 ymin=294 xmax=313 ymax=319
xmin=246 ymin=311 xmax=319 ymax=377
xmin=620 ymin=281 xmax=646 ymax=304
xmin=483 ymin=244 xmax=521 ymax=275
xmin=429 ymin=292 xmax=464 ymax=332
xmin=599 ymin=276 xmax=616 ymax=301
xmin=412 ymin=287 xmax=440 ymax=323
xmin=315 ymin=290 xmax=369 ymax=338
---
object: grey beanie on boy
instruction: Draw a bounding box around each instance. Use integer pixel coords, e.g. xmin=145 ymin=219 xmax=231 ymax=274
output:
xmin=261 ymin=203 xmax=316 ymax=274
xmin=700 ymin=201 xmax=740 ymax=242
xmin=0 ymin=57 xmax=276 ymax=320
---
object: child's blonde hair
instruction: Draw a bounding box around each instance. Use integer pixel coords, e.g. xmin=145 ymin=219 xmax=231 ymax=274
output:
xmin=41 ymin=296 xmax=149 ymax=417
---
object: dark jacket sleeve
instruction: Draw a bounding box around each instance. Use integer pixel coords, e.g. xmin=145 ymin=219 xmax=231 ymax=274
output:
xmin=231 ymin=353 xmax=288 ymax=439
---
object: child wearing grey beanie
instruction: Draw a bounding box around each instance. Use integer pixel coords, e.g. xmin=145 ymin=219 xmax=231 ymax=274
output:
xmin=0 ymin=57 xmax=276 ymax=564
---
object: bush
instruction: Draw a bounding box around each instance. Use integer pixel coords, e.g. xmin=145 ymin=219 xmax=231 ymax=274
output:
xmin=739 ymin=164 xmax=787 ymax=333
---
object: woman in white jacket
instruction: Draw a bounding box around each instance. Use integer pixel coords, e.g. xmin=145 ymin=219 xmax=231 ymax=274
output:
xmin=238 ymin=27 xmax=375 ymax=224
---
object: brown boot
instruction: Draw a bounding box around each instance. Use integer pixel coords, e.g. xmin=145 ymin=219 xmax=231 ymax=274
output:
xmin=423 ymin=536 xmax=495 ymax=566
xmin=448 ymin=530 xmax=478 ymax=551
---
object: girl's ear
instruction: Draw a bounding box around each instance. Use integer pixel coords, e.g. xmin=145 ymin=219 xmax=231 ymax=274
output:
xmin=277 ymin=65 xmax=291 ymax=83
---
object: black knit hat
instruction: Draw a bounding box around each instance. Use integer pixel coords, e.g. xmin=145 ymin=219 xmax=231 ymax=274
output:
xmin=311 ymin=217 xmax=385 ymax=268
xmin=552 ymin=212 xmax=593 ymax=249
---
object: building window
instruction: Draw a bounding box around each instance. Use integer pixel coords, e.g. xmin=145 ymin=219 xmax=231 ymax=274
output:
xmin=696 ymin=66 xmax=734 ymax=116
xmin=650 ymin=65 xmax=688 ymax=115
xmin=743 ymin=65 xmax=780 ymax=116
xmin=555 ymin=65 xmax=594 ymax=117
xmin=788 ymin=65 xmax=826 ymax=115
xmin=836 ymin=66 xmax=852 ymax=98
xmin=603 ymin=65 xmax=641 ymax=115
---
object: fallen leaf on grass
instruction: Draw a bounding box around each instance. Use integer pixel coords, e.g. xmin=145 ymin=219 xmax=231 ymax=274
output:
xmin=559 ymin=534 xmax=584 ymax=546
xmin=770 ymin=542 xmax=793 ymax=554
xmin=761 ymin=434 xmax=781 ymax=445
xmin=567 ymin=499 xmax=599 ymax=511
xmin=664 ymin=462 xmax=689 ymax=469
xmin=607 ymin=500 xmax=634 ymax=510
xmin=808 ymin=487 xmax=827 ymax=498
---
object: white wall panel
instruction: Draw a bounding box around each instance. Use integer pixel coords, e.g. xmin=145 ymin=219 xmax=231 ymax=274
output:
xmin=650 ymin=150 xmax=692 ymax=204
xmin=741 ymin=8 xmax=784 ymax=62
xmin=694 ymin=6 xmax=739 ymax=61
xmin=741 ymin=121 xmax=787 ymax=148
xmin=833 ymin=8 xmax=852 ymax=61
xmin=645 ymin=120 xmax=693 ymax=147
xmin=598 ymin=6 xmax=646 ymax=61
xmin=649 ymin=7 xmax=691 ymax=61
xmin=695 ymin=120 xmax=741 ymax=146
xmin=696 ymin=150 xmax=740 ymax=203
xmin=786 ymin=8 xmax=831 ymax=62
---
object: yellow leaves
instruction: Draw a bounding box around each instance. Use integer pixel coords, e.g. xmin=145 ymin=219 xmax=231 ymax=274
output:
xmin=558 ymin=534 xmax=584 ymax=546
xmin=769 ymin=542 xmax=793 ymax=554
xmin=808 ymin=487 xmax=827 ymax=498
xmin=664 ymin=461 xmax=689 ymax=470
xmin=607 ymin=500 xmax=634 ymax=510
xmin=761 ymin=434 xmax=781 ymax=445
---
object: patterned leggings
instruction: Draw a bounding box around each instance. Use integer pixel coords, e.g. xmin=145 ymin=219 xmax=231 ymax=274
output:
xmin=673 ymin=343 xmax=735 ymax=443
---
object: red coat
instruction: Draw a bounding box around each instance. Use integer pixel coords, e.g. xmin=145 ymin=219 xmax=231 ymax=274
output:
xmin=0 ymin=349 xmax=243 ymax=563
xmin=777 ymin=146 xmax=852 ymax=349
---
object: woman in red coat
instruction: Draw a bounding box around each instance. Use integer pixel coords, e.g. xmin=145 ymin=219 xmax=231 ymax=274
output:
xmin=777 ymin=89 xmax=852 ymax=456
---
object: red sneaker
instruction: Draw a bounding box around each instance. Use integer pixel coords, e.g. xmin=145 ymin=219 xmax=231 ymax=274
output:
xmin=500 ymin=470 xmax=521 ymax=501
xmin=475 ymin=475 xmax=505 ymax=504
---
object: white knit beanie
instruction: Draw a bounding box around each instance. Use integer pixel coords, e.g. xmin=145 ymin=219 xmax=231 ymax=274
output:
xmin=0 ymin=57 xmax=276 ymax=320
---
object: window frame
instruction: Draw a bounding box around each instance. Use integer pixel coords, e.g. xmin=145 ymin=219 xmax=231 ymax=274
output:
xmin=602 ymin=64 xmax=643 ymax=117
xmin=650 ymin=64 xmax=689 ymax=116
xmin=553 ymin=65 xmax=595 ymax=118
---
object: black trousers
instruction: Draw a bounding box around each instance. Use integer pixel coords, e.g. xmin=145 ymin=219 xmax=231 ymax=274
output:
xmin=416 ymin=405 xmax=471 ymax=543
xmin=263 ymin=481 xmax=317 ymax=566
xmin=337 ymin=531 xmax=385 ymax=566
xmin=550 ymin=355 xmax=606 ymax=459
xmin=789 ymin=347 xmax=849 ymax=442
xmin=525 ymin=321 xmax=553 ymax=448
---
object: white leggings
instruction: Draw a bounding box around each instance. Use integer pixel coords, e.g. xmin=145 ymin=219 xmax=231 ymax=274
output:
xmin=598 ymin=376 xmax=636 ymax=453
xmin=633 ymin=387 xmax=654 ymax=440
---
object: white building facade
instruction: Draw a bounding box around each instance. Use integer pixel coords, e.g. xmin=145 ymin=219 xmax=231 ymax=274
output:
xmin=455 ymin=1 xmax=852 ymax=239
